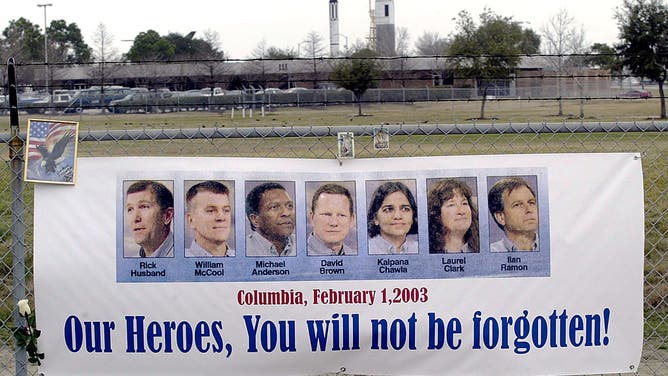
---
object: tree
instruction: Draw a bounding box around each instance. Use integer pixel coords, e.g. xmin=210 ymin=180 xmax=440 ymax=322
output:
xmin=345 ymin=38 xmax=371 ymax=56
xmin=250 ymin=42 xmax=297 ymax=88
xmin=449 ymin=9 xmax=540 ymax=119
xmin=616 ymin=0 xmax=668 ymax=118
xmin=395 ymin=27 xmax=412 ymax=56
xmin=414 ymin=31 xmax=449 ymax=56
xmin=1 ymin=18 xmax=43 ymax=62
xmin=266 ymin=46 xmax=297 ymax=59
xmin=586 ymin=42 xmax=624 ymax=86
xmin=202 ymin=29 xmax=224 ymax=56
xmin=165 ymin=32 xmax=222 ymax=61
xmin=1 ymin=18 xmax=44 ymax=85
xmin=302 ymin=31 xmax=326 ymax=58
xmin=541 ymin=9 xmax=587 ymax=116
xmin=189 ymin=30 xmax=226 ymax=99
xmin=330 ymin=48 xmax=380 ymax=116
xmin=586 ymin=43 xmax=619 ymax=69
xmin=393 ymin=27 xmax=412 ymax=88
xmin=161 ymin=31 xmax=227 ymax=95
xmin=91 ymin=23 xmax=118 ymax=63
xmin=90 ymin=23 xmax=119 ymax=112
xmin=126 ymin=30 xmax=176 ymax=61
xmin=248 ymin=40 xmax=298 ymax=89
xmin=48 ymin=20 xmax=91 ymax=63
xmin=228 ymin=75 xmax=248 ymax=91
xmin=250 ymin=39 xmax=270 ymax=88
xmin=302 ymin=31 xmax=325 ymax=87
xmin=520 ymin=29 xmax=541 ymax=54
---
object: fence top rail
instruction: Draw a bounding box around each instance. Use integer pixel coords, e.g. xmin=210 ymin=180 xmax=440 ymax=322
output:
xmin=1 ymin=121 xmax=666 ymax=143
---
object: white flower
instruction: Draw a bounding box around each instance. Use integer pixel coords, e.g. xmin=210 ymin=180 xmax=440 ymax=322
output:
xmin=17 ymin=299 xmax=31 ymax=316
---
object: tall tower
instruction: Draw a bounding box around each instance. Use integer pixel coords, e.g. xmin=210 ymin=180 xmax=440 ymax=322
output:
xmin=329 ymin=0 xmax=340 ymax=56
xmin=374 ymin=0 xmax=395 ymax=56
xmin=368 ymin=0 xmax=376 ymax=51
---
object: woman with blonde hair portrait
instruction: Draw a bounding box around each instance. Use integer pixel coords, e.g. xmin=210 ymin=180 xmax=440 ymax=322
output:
xmin=367 ymin=181 xmax=419 ymax=255
xmin=427 ymin=178 xmax=480 ymax=253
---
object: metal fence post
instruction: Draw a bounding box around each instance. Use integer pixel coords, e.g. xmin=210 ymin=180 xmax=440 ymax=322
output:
xmin=7 ymin=57 xmax=27 ymax=376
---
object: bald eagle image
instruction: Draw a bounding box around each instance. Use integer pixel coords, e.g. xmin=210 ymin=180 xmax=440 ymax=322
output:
xmin=36 ymin=131 xmax=75 ymax=173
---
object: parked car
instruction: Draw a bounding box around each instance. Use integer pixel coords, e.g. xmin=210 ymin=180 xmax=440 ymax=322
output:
xmin=255 ymin=88 xmax=283 ymax=95
xmin=29 ymin=90 xmax=76 ymax=113
xmin=284 ymin=87 xmax=309 ymax=93
xmin=224 ymin=90 xmax=244 ymax=96
xmin=108 ymin=90 xmax=172 ymax=114
xmin=64 ymin=86 xmax=138 ymax=113
xmin=18 ymin=93 xmax=49 ymax=114
xmin=620 ymin=90 xmax=651 ymax=98
xmin=200 ymin=87 xmax=225 ymax=96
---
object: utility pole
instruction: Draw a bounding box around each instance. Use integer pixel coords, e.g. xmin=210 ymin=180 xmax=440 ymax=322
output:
xmin=37 ymin=3 xmax=52 ymax=112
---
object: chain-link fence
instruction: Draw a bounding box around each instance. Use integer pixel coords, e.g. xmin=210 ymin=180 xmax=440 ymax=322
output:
xmin=0 ymin=120 xmax=666 ymax=376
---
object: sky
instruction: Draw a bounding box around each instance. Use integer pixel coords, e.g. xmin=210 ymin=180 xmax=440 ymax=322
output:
xmin=1 ymin=0 xmax=624 ymax=59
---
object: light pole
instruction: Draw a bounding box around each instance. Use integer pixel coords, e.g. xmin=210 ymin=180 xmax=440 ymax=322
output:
xmin=37 ymin=3 xmax=52 ymax=110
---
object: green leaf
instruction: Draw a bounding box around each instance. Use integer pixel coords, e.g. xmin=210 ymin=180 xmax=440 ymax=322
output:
xmin=28 ymin=314 xmax=36 ymax=328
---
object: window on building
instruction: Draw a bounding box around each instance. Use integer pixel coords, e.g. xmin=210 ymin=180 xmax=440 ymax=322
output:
xmin=278 ymin=63 xmax=288 ymax=71
xmin=384 ymin=4 xmax=389 ymax=17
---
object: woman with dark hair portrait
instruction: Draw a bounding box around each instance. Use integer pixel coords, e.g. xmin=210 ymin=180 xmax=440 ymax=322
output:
xmin=427 ymin=178 xmax=480 ymax=253
xmin=367 ymin=181 xmax=419 ymax=254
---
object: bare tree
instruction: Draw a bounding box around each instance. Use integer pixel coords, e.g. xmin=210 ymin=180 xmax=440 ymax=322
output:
xmin=195 ymin=29 xmax=227 ymax=97
xmin=202 ymin=29 xmax=223 ymax=54
xmin=541 ymin=9 xmax=587 ymax=116
xmin=251 ymin=38 xmax=268 ymax=59
xmin=396 ymin=27 xmax=411 ymax=56
xmin=392 ymin=27 xmax=412 ymax=88
xmin=302 ymin=31 xmax=325 ymax=88
xmin=346 ymin=38 xmax=371 ymax=56
xmin=414 ymin=31 xmax=449 ymax=56
xmin=91 ymin=24 xmax=118 ymax=68
xmin=90 ymin=23 xmax=119 ymax=112
xmin=302 ymin=31 xmax=326 ymax=58
xmin=250 ymin=38 xmax=269 ymax=89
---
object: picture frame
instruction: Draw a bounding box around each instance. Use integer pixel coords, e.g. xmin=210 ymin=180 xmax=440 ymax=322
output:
xmin=337 ymin=131 xmax=355 ymax=159
xmin=373 ymin=126 xmax=390 ymax=150
xmin=23 ymin=119 xmax=79 ymax=184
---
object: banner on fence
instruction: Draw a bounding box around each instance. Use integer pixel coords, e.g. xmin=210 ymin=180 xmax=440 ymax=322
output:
xmin=33 ymin=154 xmax=644 ymax=375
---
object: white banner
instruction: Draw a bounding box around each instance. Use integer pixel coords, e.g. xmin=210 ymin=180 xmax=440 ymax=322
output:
xmin=33 ymin=154 xmax=644 ymax=375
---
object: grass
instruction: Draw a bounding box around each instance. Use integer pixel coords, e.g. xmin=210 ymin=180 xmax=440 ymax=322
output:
xmin=0 ymin=99 xmax=666 ymax=367
xmin=1 ymin=98 xmax=666 ymax=132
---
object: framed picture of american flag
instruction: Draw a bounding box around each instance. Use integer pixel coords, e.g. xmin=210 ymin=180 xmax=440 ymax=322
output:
xmin=24 ymin=119 xmax=79 ymax=184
